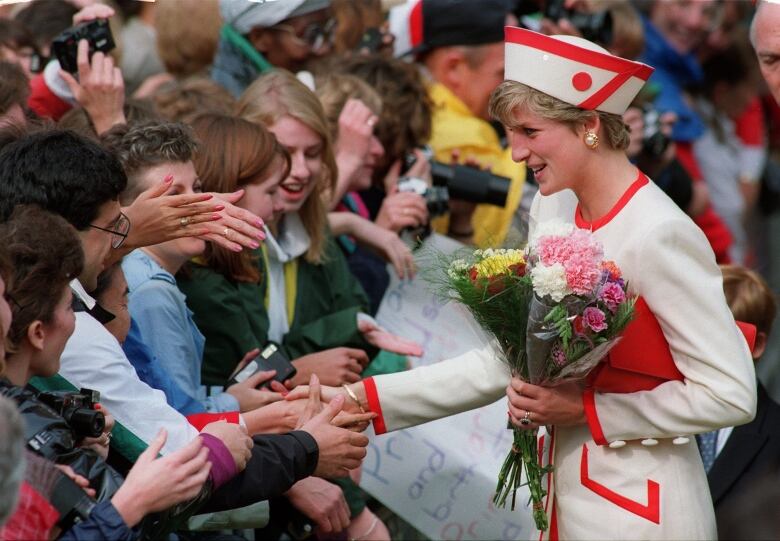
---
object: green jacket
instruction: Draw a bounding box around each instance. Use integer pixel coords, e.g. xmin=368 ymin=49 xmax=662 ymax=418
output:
xmin=178 ymin=236 xmax=374 ymax=386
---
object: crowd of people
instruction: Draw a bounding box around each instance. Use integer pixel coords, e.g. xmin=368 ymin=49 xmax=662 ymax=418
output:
xmin=0 ymin=0 xmax=778 ymax=539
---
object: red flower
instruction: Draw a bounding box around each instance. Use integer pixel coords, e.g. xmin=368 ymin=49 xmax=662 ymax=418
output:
xmin=601 ymin=260 xmax=622 ymax=281
xmin=487 ymin=276 xmax=506 ymax=295
xmin=510 ymin=262 xmax=527 ymax=277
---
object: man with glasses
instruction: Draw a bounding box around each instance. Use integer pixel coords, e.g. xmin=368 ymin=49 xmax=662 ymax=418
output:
xmin=214 ymin=0 xmax=334 ymax=97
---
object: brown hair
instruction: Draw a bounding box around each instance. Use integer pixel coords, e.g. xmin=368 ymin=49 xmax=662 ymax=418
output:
xmin=0 ymin=205 xmax=84 ymax=353
xmin=237 ymin=70 xmax=336 ymax=264
xmin=0 ymin=61 xmax=29 ymax=117
xmin=339 ymin=54 xmax=432 ymax=171
xmin=489 ymin=81 xmax=631 ymax=150
xmin=191 ymin=113 xmax=290 ymax=282
xmin=154 ymin=0 xmax=222 ymax=78
xmin=721 ymin=265 xmax=777 ymax=337
xmin=102 ymin=120 xmax=199 ymax=205
xmin=315 ymin=73 xmax=382 ymax=141
xmin=152 ymin=77 xmax=236 ymax=124
xmin=58 ymin=100 xmax=158 ymax=140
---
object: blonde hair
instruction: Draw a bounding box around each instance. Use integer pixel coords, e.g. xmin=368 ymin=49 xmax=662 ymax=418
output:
xmin=721 ymin=265 xmax=777 ymax=336
xmin=489 ymin=81 xmax=630 ymax=150
xmin=315 ymin=73 xmax=382 ymax=141
xmin=237 ymin=70 xmax=337 ymax=264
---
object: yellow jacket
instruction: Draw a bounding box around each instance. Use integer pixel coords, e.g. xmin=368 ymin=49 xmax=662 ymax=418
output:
xmin=427 ymin=82 xmax=525 ymax=247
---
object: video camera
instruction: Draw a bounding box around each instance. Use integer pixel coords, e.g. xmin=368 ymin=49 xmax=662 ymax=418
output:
xmin=52 ymin=19 xmax=115 ymax=74
xmin=640 ymin=104 xmax=671 ymax=159
xmin=543 ymin=0 xmax=613 ymax=46
xmin=36 ymin=388 xmax=105 ymax=439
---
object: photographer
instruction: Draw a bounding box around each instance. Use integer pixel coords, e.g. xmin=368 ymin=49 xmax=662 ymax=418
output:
xmin=393 ymin=0 xmax=526 ymax=247
xmin=0 ymin=205 xmax=212 ymax=540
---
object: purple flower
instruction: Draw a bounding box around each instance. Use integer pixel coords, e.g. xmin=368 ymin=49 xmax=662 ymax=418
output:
xmin=583 ymin=307 xmax=608 ymax=333
xmin=551 ymin=343 xmax=567 ymax=367
xmin=598 ymin=282 xmax=626 ymax=313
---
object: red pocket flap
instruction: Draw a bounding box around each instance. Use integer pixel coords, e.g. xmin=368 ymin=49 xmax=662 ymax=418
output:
xmin=605 ymin=297 xmax=685 ymax=382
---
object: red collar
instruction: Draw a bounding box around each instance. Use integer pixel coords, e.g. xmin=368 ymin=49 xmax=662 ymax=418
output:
xmin=574 ymin=170 xmax=648 ymax=232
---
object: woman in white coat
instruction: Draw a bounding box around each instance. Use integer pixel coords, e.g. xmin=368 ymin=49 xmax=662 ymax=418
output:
xmin=291 ymin=28 xmax=757 ymax=540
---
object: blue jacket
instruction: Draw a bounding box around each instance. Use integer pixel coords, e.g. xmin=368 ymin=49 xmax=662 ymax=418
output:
xmin=640 ymin=16 xmax=705 ymax=143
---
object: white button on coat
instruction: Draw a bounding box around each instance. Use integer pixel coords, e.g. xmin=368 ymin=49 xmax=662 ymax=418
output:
xmin=608 ymin=440 xmax=626 ymax=449
xmin=641 ymin=438 xmax=659 ymax=446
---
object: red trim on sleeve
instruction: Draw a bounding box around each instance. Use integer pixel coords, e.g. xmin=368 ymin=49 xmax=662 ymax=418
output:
xmin=575 ymin=171 xmax=648 ymax=232
xmin=363 ymin=377 xmax=387 ymax=435
xmin=28 ymin=74 xmax=72 ymax=121
xmin=580 ymin=444 xmax=660 ymax=523
xmin=582 ymin=389 xmax=608 ymax=446
xmin=186 ymin=411 xmax=240 ymax=431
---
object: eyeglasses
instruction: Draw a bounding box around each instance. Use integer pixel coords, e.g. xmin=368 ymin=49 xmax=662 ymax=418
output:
xmin=88 ymin=212 xmax=131 ymax=249
xmin=272 ymin=18 xmax=337 ymax=52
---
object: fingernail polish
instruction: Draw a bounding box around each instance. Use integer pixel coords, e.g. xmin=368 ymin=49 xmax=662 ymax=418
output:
xmin=164 ymin=175 xmax=173 ymax=183
xmin=212 ymin=214 xmax=221 ymax=220
xmin=250 ymin=241 xmax=260 ymax=249
xmin=215 ymin=205 xmax=225 ymax=211
xmin=255 ymin=220 xmax=264 ymax=227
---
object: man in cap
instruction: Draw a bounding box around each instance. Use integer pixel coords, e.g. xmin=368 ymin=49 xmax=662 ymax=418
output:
xmin=393 ymin=0 xmax=526 ymax=247
xmin=213 ymin=0 xmax=334 ymax=96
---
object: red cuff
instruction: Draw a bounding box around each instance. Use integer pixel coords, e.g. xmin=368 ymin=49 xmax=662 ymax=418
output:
xmin=363 ymin=377 xmax=387 ymax=435
xmin=583 ymin=389 xmax=608 ymax=446
xmin=28 ymin=74 xmax=71 ymax=121
xmin=186 ymin=411 xmax=240 ymax=432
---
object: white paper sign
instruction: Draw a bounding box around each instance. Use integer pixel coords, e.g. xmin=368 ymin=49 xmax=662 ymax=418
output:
xmin=362 ymin=234 xmax=534 ymax=541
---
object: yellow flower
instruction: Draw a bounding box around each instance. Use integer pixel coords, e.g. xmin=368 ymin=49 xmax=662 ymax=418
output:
xmin=473 ymin=249 xmax=525 ymax=280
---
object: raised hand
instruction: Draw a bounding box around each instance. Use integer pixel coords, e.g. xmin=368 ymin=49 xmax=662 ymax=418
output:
xmin=357 ymin=315 xmax=423 ymax=357
xmin=110 ymin=429 xmax=211 ymax=527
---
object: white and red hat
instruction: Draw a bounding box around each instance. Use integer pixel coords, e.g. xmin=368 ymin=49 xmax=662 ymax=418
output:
xmin=504 ymin=26 xmax=654 ymax=115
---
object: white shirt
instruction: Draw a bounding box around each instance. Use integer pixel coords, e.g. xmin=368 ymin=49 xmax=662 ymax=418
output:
xmin=59 ymin=280 xmax=199 ymax=455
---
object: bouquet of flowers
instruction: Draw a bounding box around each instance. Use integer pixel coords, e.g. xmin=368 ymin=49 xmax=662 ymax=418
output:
xmin=436 ymin=221 xmax=635 ymax=532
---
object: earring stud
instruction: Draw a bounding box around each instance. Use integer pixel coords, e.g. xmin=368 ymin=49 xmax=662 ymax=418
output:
xmin=584 ymin=130 xmax=599 ymax=149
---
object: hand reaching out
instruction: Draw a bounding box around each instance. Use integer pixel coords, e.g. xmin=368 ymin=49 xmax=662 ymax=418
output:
xmin=290 ymin=347 xmax=369 ymax=387
xmin=200 ymin=421 xmax=253 ymax=472
xmin=357 ymin=315 xmax=423 ymax=357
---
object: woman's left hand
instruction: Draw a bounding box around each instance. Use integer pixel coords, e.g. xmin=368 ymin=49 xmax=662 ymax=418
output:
xmin=506 ymin=377 xmax=586 ymax=430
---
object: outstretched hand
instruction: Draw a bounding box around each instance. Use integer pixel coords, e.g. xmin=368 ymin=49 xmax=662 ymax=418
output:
xmin=358 ymin=315 xmax=423 ymax=357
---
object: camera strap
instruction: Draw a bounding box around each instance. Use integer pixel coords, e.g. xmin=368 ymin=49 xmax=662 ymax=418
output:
xmin=221 ymin=24 xmax=273 ymax=74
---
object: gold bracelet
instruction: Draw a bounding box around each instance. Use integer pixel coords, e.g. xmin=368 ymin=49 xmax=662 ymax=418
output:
xmin=342 ymin=384 xmax=366 ymax=413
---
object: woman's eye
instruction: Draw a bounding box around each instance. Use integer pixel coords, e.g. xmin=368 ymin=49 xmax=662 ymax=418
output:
xmin=524 ymin=128 xmax=537 ymax=136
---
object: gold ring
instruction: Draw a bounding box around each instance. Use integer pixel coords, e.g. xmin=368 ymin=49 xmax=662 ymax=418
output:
xmin=180 ymin=216 xmax=190 ymax=227
xmin=223 ymin=228 xmax=230 ymax=238
xmin=520 ymin=410 xmax=532 ymax=426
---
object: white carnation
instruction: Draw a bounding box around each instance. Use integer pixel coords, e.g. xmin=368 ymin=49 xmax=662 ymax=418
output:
xmin=447 ymin=258 xmax=469 ymax=279
xmin=529 ymin=219 xmax=574 ymax=247
xmin=531 ymin=263 xmax=570 ymax=301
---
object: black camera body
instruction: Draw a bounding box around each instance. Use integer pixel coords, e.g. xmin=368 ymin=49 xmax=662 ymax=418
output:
xmin=641 ymin=105 xmax=671 ymax=159
xmin=227 ymin=343 xmax=297 ymax=389
xmin=544 ymin=0 xmax=613 ymax=46
xmin=36 ymin=388 xmax=105 ymax=439
xmin=52 ymin=19 xmax=115 ymax=74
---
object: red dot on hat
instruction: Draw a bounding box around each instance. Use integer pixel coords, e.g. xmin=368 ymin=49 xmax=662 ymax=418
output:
xmin=572 ymin=72 xmax=592 ymax=92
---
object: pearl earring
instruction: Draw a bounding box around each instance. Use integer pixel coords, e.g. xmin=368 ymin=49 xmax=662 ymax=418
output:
xmin=584 ymin=130 xmax=599 ymax=149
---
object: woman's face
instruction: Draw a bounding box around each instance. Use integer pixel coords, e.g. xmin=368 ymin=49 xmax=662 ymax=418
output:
xmin=140 ymin=161 xmax=206 ymax=260
xmin=267 ymin=116 xmax=324 ymax=214
xmin=238 ymin=157 xmax=287 ymax=224
xmin=34 ymin=286 xmax=76 ymax=377
xmin=98 ymin=269 xmax=131 ymax=346
xmin=507 ymin=107 xmax=586 ymax=196
xmin=0 ymin=276 xmax=12 ymax=361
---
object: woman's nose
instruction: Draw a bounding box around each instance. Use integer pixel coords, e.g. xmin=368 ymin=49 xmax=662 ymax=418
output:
xmin=290 ymin=151 xmax=309 ymax=179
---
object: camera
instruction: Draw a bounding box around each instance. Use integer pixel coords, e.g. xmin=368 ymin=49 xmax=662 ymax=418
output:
xmin=227 ymin=343 xmax=297 ymax=389
xmin=397 ymin=176 xmax=449 ymax=218
xmin=641 ymin=104 xmax=671 ymax=159
xmin=37 ymin=388 xmax=105 ymax=439
xmin=403 ymin=148 xmax=511 ymax=212
xmin=544 ymin=0 xmax=613 ymax=46
xmin=51 ymin=19 xmax=115 ymax=74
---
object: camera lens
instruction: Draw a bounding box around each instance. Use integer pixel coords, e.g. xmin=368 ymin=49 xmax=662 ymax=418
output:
xmin=67 ymin=408 xmax=105 ymax=439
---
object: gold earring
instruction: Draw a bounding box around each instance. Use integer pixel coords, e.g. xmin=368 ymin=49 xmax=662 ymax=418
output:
xmin=584 ymin=130 xmax=599 ymax=149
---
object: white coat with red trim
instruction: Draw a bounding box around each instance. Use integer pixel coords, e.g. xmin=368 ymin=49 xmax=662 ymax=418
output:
xmin=364 ymin=178 xmax=756 ymax=540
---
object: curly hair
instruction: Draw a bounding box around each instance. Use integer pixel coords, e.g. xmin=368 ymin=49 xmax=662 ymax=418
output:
xmin=0 ymin=205 xmax=84 ymax=353
xmin=102 ymin=120 xmax=199 ymax=204
xmin=152 ymin=77 xmax=236 ymax=124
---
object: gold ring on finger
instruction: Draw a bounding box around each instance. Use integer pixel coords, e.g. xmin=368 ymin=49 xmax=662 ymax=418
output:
xmin=180 ymin=216 xmax=190 ymax=227
xmin=520 ymin=410 xmax=532 ymax=426
xmin=223 ymin=228 xmax=231 ymax=239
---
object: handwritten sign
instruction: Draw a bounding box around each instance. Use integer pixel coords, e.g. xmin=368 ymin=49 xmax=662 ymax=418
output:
xmin=363 ymin=234 xmax=534 ymax=541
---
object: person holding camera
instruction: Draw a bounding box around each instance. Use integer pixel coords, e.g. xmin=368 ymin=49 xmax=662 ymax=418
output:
xmin=391 ymin=0 xmax=526 ymax=247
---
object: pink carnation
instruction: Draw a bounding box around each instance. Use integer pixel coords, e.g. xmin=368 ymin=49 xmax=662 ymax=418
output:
xmin=551 ymin=343 xmax=567 ymax=367
xmin=536 ymin=231 xmax=604 ymax=295
xmin=583 ymin=307 xmax=607 ymax=333
xmin=598 ymin=282 xmax=626 ymax=312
